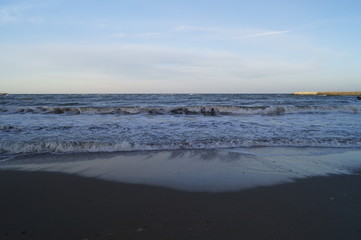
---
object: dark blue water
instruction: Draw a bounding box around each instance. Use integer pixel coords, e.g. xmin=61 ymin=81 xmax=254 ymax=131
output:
xmin=1 ymin=94 xmax=361 ymax=157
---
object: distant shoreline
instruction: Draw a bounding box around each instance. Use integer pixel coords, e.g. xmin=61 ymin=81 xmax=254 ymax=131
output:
xmin=293 ymin=91 xmax=361 ymax=96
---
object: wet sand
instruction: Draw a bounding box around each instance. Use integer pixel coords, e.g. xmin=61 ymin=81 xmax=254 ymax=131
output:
xmin=1 ymin=170 xmax=361 ymax=240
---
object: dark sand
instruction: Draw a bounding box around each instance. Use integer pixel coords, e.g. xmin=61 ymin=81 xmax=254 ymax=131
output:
xmin=1 ymin=170 xmax=361 ymax=240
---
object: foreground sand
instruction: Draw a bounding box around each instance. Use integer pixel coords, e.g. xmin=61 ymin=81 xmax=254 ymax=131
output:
xmin=1 ymin=170 xmax=361 ymax=240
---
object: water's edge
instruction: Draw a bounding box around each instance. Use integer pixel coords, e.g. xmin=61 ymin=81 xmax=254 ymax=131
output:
xmin=2 ymin=147 xmax=360 ymax=192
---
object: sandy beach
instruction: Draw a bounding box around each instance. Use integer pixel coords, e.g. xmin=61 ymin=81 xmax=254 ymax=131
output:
xmin=1 ymin=169 xmax=361 ymax=240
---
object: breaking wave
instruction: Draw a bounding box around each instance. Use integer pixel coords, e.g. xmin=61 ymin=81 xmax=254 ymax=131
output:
xmin=1 ymin=138 xmax=360 ymax=155
xmin=1 ymin=105 xmax=361 ymax=116
xmin=0 ymin=125 xmax=24 ymax=133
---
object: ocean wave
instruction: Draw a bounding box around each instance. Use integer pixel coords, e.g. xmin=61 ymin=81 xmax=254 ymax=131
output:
xmin=1 ymin=138 xmax=360 ymax=155
xmin=0 ymin=124 xmax=75 ymax=132
xmin=1 ymin=105 xmax=361 ymax=116
xmin=0 ymin=125 xmax=23 ymax=132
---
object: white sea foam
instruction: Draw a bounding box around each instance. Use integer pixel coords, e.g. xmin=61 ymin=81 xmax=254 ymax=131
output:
xmin=1 ymin=105 xmax=361 ymax=115
xmin=1 ymin=138 xmax=361 ymax=155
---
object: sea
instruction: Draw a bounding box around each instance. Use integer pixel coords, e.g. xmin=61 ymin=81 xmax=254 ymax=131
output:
xmin=1 ymin=94 xmax=361 ymax=191
xmin=1 ymin=94 xmax=361 ymax=156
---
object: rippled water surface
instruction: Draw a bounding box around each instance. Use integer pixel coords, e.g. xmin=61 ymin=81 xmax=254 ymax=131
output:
xmin=1 ymin=94 xmax=361 ymax=156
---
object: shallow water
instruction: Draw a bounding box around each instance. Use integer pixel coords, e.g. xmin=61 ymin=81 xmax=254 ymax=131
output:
xmin=2 ymin=147 xmax=361 ymax=192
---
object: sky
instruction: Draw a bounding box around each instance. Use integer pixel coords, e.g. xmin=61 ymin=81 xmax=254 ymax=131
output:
xmin=1 ymin=0 xmax=361 ymax=93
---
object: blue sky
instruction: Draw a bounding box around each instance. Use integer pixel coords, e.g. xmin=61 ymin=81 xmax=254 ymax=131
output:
xmin=1 ymin=0 xmax=361 ymax=93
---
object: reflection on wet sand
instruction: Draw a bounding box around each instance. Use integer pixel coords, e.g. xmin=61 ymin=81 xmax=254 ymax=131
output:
xmin=1 ymin=148 xmax=361 ymax=192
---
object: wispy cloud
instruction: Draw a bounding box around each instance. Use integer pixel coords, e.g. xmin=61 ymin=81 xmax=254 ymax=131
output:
xmin=111 ymin=32 xmax=168 ymax=40
xmin=0 ymin=4 xmax=29 ymax=23
xmin=175 ymin=25 xmax=290 ymax=41
xmin=0 ymin=4 xmax=41 ymax=24
xmin=236 ymin=30 xmax=290 ymax=39
xmin=110 ymin=26 xmax=290 ymax=43
xmin=175 ymin=25 xmax=224 ymax=32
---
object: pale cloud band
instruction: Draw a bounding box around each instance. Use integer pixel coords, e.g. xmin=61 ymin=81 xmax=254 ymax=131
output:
xmin=1 ymin=43 xmax=315 ymax=93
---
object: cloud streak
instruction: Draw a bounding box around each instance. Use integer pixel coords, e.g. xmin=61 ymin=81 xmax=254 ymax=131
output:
xmin=110 ymin=25 xmax=290 ymax=43
xmin=174 ymin=25 xmax=290 ymax=41
xmin=238 ymin=30 xmax=291 ymax=39
xmin=111 ymin=32 xmax=168 ymax=40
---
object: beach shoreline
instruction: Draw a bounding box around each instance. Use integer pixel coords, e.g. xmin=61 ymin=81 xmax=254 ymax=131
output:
xmin=1 ymin=169 xmax=361 ymax=240
xmin=1 ymin=147 xmax=361 ymax=239
xmin=2 ymin=148 xmax=361 ymax=192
